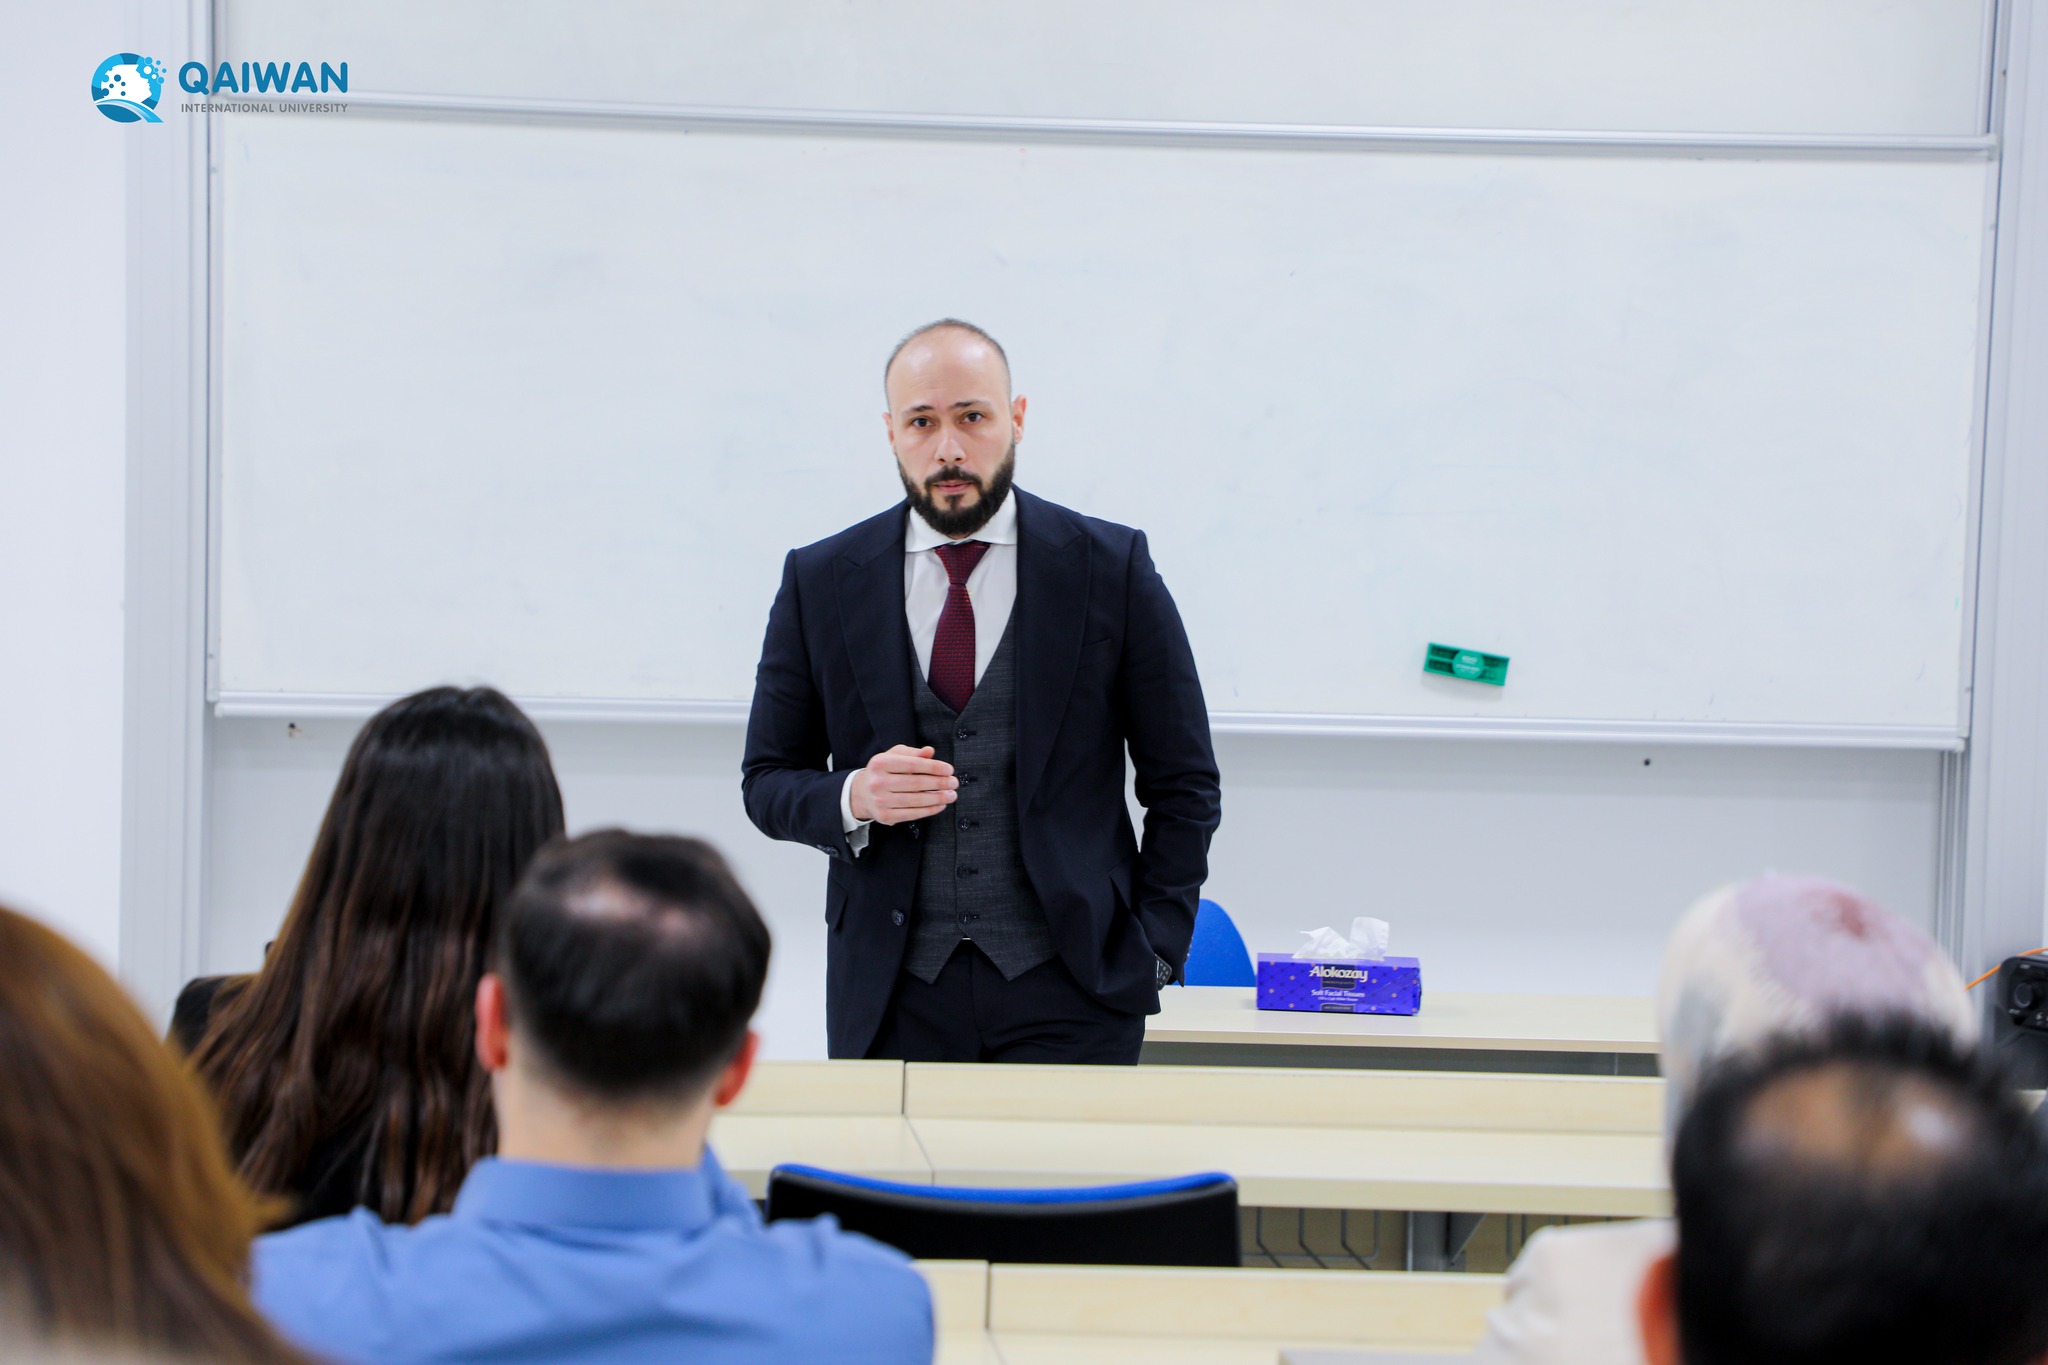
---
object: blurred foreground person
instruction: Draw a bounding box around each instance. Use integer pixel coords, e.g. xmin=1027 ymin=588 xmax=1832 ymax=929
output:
xmin=0 ymin=905 xmax=302 ymax=1364
xmin=1640 ymin=1018 xmax=2048 ymax=1365
xmin=1473 ymin=874 xmax=1977 ymax=1365
xmin=184 ymin=685 xmax=565 ymax=1225
xmin=254 ymin=831 xmax=933 ymax=1365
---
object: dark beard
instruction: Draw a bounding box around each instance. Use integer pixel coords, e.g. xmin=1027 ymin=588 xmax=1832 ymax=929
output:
xmin=901 ymin=444 xmax=1016 ymax=538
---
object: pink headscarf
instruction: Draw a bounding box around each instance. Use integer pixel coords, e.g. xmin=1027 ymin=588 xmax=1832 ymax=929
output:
xmin=1655 ymin=874 xmax=1976 ymax=1133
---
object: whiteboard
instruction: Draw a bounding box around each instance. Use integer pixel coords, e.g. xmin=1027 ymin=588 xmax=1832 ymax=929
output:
xmin=217 ymin=116 xmax=1990 ymax=730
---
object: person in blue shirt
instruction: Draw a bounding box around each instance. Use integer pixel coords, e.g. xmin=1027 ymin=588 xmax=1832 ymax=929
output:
xmin=251 ymin=829 xmax=934 ymax=1365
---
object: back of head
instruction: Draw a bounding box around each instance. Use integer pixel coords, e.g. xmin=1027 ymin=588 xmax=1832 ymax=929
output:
xmin=0 ymin=906 xmax=296 ymax=1363
xmin=1671 ymin=1018 xmax=2048 ymax=1365
xmin=193 ymin=685 xmax=565 ymax=1223
xmin=1656 ymin=875 xmax=1975 ymax=1124
xmin=495 ymin=830 xmax=772 ymax=1103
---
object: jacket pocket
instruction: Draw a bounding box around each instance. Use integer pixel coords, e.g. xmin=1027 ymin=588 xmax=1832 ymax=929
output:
xmin=1108 ymin=859 xmax=1136 ymax=914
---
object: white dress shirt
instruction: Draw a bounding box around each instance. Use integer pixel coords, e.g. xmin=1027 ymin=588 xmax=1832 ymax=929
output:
xmin=1469 ymin=1218 xmax=1673 ymax=1365
xmin=840 ymin=492 xmax=1020 ymax=849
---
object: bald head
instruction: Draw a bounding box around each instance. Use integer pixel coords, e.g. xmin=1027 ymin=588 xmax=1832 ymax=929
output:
xmin=1646 ymin=1019 xmax=2048 ymax=1365
xmin=490 ymin=830 xmax=770 ymax=1103
xmin=883 ymin=319 xmax=1011 ymax=408
xmin=1740 ymin=1059 xmax=1973 ymax=1178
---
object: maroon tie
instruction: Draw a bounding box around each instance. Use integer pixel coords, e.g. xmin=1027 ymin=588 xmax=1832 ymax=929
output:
xmin=928 ymin=541 xmax=992 ymax=712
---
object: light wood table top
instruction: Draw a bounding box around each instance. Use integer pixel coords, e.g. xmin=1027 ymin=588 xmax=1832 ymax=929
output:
xmin=1149 ymin=988 xmax=1658 ymax=1055
xmin=921 ymin=1261 xmax=1498 ymax=1364
xmin=936 ymin=1335 xmax=1008 ymax=1365
xmin=712 ymin=1061 xmax=929 ymax=1196
xmin=724 ymin=1057 xmax=907 ymax=1114
xmin=708 ymin=1113 xmax=932 ymax=1198
xmin=910 ymin=1116 xmax=1665 ymax=1217
xmin=1281 ymin=1353 xmax=1471 ymax=1364
xmin=710 ymin=1060 xmax=1669 ymax=1212
xmin=904 ymin=1062 xmax=1666 ymax=1136
xmin=903 ymin=1062 xmax=1668 ymax=1216
xmin=994 ymin=1339 xmax=1465 ymax=1364
xmin=921 ymin=1261 xmax=1006 ymax=1365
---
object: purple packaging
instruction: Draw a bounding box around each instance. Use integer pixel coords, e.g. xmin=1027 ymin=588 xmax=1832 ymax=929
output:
xmin=1256 ymin=953 xmax=1423 ymax=1015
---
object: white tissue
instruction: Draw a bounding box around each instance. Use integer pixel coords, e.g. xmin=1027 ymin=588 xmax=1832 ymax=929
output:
xmin=1293 ymin=916 xmax=1391 ymax=962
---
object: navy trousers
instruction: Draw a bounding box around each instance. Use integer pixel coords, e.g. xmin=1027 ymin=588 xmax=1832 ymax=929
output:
xmin=866 ymin=942 xmax=1146 ymax=1064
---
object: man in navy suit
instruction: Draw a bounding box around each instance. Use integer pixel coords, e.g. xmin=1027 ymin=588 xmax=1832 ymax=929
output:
xmin=742 ymin=320 xmax=1221 ymax=1063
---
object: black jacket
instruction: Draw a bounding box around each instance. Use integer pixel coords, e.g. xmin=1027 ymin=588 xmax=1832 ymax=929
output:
xmin=742 ymin=489 xmax=1222 ymax=1057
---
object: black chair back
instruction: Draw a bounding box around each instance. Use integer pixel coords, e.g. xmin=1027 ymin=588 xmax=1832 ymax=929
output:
xmin=765 ymin=1166 xmax=1241 ymax=1266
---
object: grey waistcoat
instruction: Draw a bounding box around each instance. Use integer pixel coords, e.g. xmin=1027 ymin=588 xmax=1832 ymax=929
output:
xmin=903 ymin=617 xmax=1059 ymax=984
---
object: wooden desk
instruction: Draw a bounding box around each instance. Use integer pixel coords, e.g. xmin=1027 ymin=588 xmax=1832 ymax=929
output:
xmin=905 ymin=1063 xmax=1669 ymax=1218
xmin=988 ymin=1265 xmax=1500 ymax=1364
xmin=910 ymin=1117 xmax=1662 ymax=1217
xmin=920 ymin=1261 xmax=1005 ymax=1365
xmin=710 ymin=1059 xmax=931 ymax=1197
xmin=710 ymin=1060 xmax=1670 ymax=1214
xmin=1146 ymin=988 xmax=1659 ymax=1076
xmin=725 ymin=1058 xmax=906 ymax=1114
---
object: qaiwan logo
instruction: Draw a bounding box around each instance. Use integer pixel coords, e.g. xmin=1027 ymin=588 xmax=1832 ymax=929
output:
xmin=91 ymin=51 xmax=351 ymax=121
xmin=92 ymin=53 xmax=168 ymax=123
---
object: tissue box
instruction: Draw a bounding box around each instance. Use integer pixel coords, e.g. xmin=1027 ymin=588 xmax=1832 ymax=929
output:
xmin=1256 ymin=953 xmax=1423 ymax=1015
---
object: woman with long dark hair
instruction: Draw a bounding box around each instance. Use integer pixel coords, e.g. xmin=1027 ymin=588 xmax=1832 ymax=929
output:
xmin=183 ymin=686 xmax=565 ymax=1226
xmin=0 ymin=904 xmax=303 ymax=1363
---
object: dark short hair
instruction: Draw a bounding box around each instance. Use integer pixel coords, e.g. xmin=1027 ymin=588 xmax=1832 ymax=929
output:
xmin=1672 ymin=1017 xmax=2048 ymax=1365
xmin=493 ymin=831 xmax=771 ymax=1102
xmin=883 ymin=318 xmax=1011 ymax=400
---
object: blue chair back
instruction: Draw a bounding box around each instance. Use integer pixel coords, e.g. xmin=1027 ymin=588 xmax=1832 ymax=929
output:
xmin=766 ymin=1166 xmax=1240 ymax=1266
xmin=1183 ymin=898 xmax=1255 ymax=986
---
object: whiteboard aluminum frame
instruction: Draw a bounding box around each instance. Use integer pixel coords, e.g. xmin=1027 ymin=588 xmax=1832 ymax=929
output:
xmin=210 ymin=691 xmax=1964 ymax=751
xmin=1957 ymin=0 xmax=2048 ymax=978
xmin=301 ymin=90 xmax=1997 ymax=161
xmin=1953 ymin=99 xmax=2011 ymax=743
xmin=1985 ymin=0 xmax=2009 ymax=135
xmin=121 ymin=0 xmax=216 ymax=1023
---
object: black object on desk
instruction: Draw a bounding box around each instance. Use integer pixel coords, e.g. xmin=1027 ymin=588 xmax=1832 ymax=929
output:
xmin=1992 ymin=955 xmax=2048 ymax=1089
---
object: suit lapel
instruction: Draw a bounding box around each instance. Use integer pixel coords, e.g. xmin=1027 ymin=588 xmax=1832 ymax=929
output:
xmin=834 ymin=504 xmax=918 ymax=745
xmin=1013 ymin=489 xmax=1089 ymax=811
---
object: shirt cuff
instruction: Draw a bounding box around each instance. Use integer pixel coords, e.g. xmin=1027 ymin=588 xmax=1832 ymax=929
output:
xmin=840 ymin=770 xmax=872 ymax=856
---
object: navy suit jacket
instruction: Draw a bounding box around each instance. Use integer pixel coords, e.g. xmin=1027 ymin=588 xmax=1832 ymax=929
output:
xmin=742 ymin=489 xmax=1222 ymax=1058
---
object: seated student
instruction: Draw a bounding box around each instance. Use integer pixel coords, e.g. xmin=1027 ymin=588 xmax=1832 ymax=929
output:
xmin=252 ymin=830 xmax=934 ymax=1365
xmin=1473 ymin=874 xmax=1977 ymax=1365
xmin=182 ymin=685 xmax=565 ymax=1227
xmin=0 ymin=904 xmax=304 ymax=1364
xmin=1639 ymin=1018 xmax=2048 ymax=1365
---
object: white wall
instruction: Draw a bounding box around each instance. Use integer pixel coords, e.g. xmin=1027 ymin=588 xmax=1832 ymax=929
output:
xmin=207 ymin=718 xmax=1942 ymax=1059
xmin=0 ymin=1 xmax=130 ymax=967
